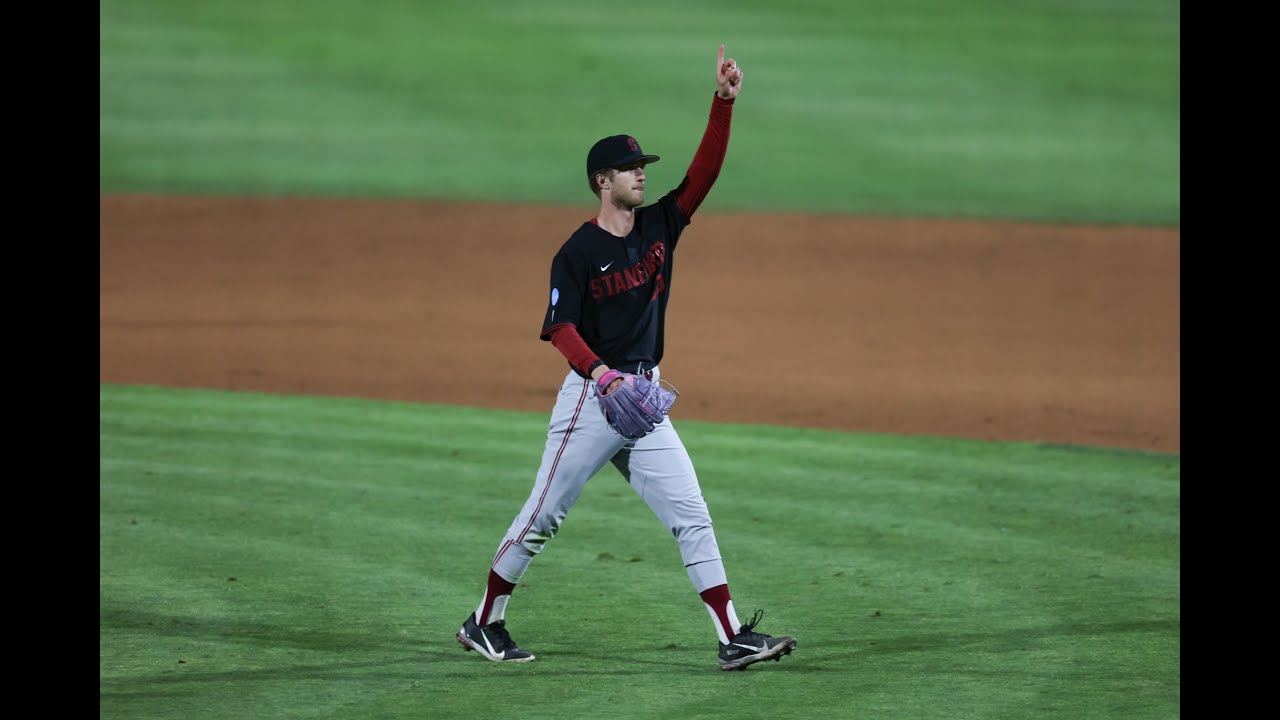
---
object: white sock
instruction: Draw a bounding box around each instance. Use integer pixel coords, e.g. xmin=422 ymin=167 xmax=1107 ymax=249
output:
xmin=489 ymin=595 xmax=510 ymax=623
xmin=474 ymin=593 xmax=511 ymax=626
xmin=704 ymin=599 xmax=743 ymax=644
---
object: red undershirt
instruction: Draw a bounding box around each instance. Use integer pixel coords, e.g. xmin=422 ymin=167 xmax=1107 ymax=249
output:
xmin=549 ymin=93 xmax=735 ymax=377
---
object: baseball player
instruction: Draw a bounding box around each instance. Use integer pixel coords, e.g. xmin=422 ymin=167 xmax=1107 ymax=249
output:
xmin=456 ymin=45 xmax=797 ymax=671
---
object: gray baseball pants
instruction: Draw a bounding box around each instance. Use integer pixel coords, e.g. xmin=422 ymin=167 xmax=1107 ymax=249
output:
xmin=490 ymin=367 xmax=727 ymax=593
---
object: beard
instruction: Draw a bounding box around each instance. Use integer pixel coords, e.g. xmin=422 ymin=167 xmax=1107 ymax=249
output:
xmin=614 ymin=187 xmax=645 ymax=209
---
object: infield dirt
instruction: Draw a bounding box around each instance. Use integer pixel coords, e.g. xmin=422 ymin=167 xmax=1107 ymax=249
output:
xmin=100 ymin=194 xmax=1179 ymax=452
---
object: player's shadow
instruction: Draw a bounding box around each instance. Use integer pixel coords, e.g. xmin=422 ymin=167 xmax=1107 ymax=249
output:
xmin=793 ymin=617 xmax=1179 ymax=671
xmin=100 ymin=603 xmax=391 ymax=653
xmin=100 ymin=603 xmax=687 ymax=685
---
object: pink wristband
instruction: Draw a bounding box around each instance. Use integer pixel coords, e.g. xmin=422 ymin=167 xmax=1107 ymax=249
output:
xmin=597 ymin=369 xmax=623 ymax=392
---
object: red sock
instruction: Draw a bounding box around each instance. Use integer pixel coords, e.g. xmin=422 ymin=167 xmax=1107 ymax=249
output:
xmin=477 ymin=569 xmax=517 ymax=626
xmin=699 ymin=584 xmax=740 ymax=643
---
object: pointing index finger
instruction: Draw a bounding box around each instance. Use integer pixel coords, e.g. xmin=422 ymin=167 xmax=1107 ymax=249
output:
xmin=718 ymin=43 xmax=725 ymax=70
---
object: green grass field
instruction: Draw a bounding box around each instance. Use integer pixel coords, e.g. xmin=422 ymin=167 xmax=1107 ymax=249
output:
xmin=100 ymin=385 xmax=1180 ymax=719
xmin=99 ymin=0 xmax=1180 ymax=225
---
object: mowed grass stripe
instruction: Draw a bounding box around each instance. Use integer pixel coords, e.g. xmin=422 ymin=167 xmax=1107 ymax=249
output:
xmin=100 ymin=0 xmax=1179 ymax=225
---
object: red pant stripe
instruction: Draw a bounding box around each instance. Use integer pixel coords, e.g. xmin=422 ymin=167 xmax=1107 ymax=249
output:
xmin=493 ymin=380 xmax=589 ymax=569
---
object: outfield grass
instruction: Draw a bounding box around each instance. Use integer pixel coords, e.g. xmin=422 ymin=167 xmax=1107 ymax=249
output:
xmin=100 ymin=384 xmax=1180 ymax=719
xmin=99 ymin=0 xmax=1180 ymax=225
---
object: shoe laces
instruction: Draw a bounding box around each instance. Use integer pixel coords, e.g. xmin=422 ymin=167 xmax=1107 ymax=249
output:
xmin=485 ymin=620 xmax=516 ymax=648
xmin=738 ymin=609 xmax=766 ymax=637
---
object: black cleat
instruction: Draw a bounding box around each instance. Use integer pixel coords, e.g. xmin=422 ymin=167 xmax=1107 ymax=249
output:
xmin=456 ymin=612 xmax=536 ymax=662
xmin=717 ymin=609 xmax=797 ymax=671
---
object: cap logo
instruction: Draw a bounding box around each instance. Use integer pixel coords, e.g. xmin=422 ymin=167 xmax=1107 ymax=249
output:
xmin=626 ymin=137 xmax=640 ymax=153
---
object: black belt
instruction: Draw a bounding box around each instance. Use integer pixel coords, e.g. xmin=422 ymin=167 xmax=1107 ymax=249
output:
xmin=580 ymin=367 xmax=654 ymax=381
xmin=629 ymin=363 xmax=656 ymax=380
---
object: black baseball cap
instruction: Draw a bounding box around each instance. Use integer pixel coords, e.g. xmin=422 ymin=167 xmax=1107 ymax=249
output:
xmin=586 ymin=135 xmax=660 ymax=177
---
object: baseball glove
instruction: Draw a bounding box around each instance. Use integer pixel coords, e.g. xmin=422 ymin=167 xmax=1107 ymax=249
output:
xmin=594 ymin=370 xmax=679 ymax=440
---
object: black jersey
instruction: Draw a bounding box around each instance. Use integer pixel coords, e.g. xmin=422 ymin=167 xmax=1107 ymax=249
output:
xmin=540 ymin=192 xmax=690 ymax=377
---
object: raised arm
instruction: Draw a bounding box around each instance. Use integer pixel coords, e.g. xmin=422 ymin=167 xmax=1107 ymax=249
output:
xmin=672 ymin=44 xmax=744 ymax=220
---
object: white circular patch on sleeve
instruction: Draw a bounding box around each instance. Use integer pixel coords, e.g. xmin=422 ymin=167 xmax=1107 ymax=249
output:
xmin=551 ymin=288 xmax=560 ymax=306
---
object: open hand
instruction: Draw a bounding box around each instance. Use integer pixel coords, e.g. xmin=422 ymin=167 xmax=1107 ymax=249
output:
xmin=716 ymin=44 xmax=743 ymax=100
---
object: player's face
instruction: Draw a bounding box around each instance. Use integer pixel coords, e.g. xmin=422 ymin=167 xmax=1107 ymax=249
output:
xmin=609 ymin=161 xmax=648 ymax=208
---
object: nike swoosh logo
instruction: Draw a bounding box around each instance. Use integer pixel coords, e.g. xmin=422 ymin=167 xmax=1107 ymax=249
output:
xmin=732 ymin=641 xmax=767 ymax=653
xmin=481 ymin=629 xmax=506 ymax=659
xmin=600 ymin=261 xmax=614 ymax=272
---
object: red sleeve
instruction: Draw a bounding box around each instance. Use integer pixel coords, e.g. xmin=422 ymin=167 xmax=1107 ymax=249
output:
xmin=673 ymin=93 xmax=735 ymax=220
xmin=547 ymin=323 xmax=600 ymax=377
